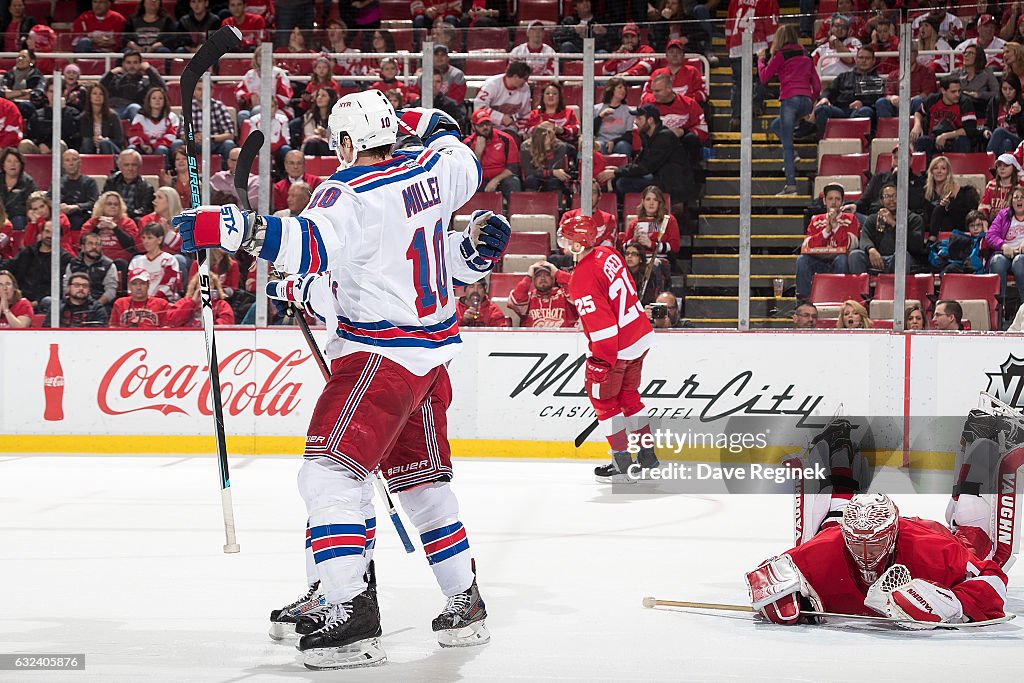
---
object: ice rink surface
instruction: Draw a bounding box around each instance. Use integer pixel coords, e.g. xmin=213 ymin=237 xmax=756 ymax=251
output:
xmin=2 ymin=454 xmax=1022 ymax=683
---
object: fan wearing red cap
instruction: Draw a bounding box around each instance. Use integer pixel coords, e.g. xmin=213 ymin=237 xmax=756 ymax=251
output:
xmin=601 ymin=23 xmax=657 ymax=78
xmin=560 ymin=213 xmax=656 ymax=484
xmin=109 ymin=267 xmax=170 ymax=328
xmin=464 ymin=107 xmax=523 ymax=200
xmin=955 ymin=14 xmax=1005 ymax=72
xmin=642 ymin=38 xmax=707 ymax=104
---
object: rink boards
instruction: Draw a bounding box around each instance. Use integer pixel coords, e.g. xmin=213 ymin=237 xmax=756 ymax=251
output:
xmin=1 ymin=328 xmax=1023 ymax=463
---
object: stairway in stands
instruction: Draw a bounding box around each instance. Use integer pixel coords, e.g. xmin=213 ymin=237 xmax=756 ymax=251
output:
xmin=686 ymin=3 xmax=811 ymax=328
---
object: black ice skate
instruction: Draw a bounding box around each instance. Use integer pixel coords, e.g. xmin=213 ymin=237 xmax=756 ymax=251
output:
xmin=594 ymin=451 xmax=635 ymax=484
xmin=295 ymin=560 xmax=377 ymax=638
xmin=297 ymin=592 xmax=386 ymax=670
xmin=268 ymin=581 xmax=326 ymax=641
xmin=432 ymin=561 xmax=490 ymax=647
xmin=636 ymin=447 xmax=660 ymax=471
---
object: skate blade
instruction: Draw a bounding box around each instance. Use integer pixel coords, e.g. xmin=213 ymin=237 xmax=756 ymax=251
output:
xmin=595 ymin=473 xmax=635 ymax=484
xmin=268 ymin=622 xmax=298 ymax=641
xmin=302 ymin=638 xmax=387 ymax=670
xmin=437 ymin=620 xmax=491 ymax=648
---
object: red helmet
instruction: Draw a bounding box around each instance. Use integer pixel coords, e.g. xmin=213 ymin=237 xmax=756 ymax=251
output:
xmin=559 ymin=214 xmax=598 ymax=249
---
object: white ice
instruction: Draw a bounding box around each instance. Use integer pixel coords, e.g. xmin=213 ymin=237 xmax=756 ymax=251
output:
xmin=1 ymin=455 xmax=1021 ymax=683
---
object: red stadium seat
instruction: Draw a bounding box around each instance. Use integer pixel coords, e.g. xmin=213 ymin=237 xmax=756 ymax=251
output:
xmin=823 ymin=117 xmax=871 ymax=151
xmin=51 ymin=3 xmax=77 ymax=23
xmin=166 ymin=81 xmax=181 ymax=106
xmin=818 ymin=153 xmax=871 ymax=186
xmin=875 ymin=118 xmax=900 ymax=138
xmin=464 ymin=58 xmax=508 ymax=76
xmin=459 ymin=193 xmax=504 ymax=216
xmin=23 ymin=155 xmax=53 ymax=191
xmin=872 ymin=319 xmax=894 ymax=329
xmin=561 ymin=84 xmax=582 ymax=106
xmin=465 ymin=28 xmax=510 ymax=52
xmin=213 ymin=82 xmax=238 ymax=106
xmin=379 ymin=0 xmax=408 ymax=20
xmin=943 ymin=153 xmax=996 ymax=177
xmin=874 ymin=152 xmax=928 ymax=175
xmin=140 ymin=156 xmax=165 ymax=175
xmin=570 ymin=193 xmax=617 ymax=216
xmin=938 ymin=273 xmax=1000 ymax=330
xmin=112 ymin=1 xmax=136 ymax=16
xmin=30 ymin=313 xmax=46 ymax=327
xmin=305 ymin=157 xmax=340 ymax=176
xmin=506 ymin=231 xmax=551 ymax=255
xmin=518 ymin=0 xmax=560 ymax=23
xmin=562 ymin=61 xmax=584 ymax=76
xmin=873 ymin=274 xmax=935 ymax=317
xmin=626 ymin=86 xmax=643 ymax=106
xmin=809 ymin=273 xmax=870 ymax=305
xmin=79 ymin=154 xmax=117 ymax=176
xmin=489 ymin=272 xmax=523 ymax=298
xmin=219 ymin=58 xmax=251 ymax=77
xmin=508 ymin=192 xmax=559 ymax=217
xmin=24 ymin=2 xmax=51 ymax=20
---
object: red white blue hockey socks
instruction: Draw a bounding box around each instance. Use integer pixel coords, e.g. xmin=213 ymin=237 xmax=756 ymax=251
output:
xmin=398 ymin=482 xmax=475 ymax=596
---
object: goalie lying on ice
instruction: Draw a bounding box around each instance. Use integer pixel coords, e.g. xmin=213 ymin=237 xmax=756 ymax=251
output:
xmin=745 ymin=402 xmax=1024 ymax=628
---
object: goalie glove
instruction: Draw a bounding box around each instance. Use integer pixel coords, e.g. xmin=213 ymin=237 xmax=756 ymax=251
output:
xmin=172 ymin=205 xmax=265 ymax=256
xmin=396 ymin=107 xmax=462 ymax=145
xmin=745 ymin=555 xmax=820 ymax=625
xmin=883 ymin=578 xmax=964 ymax=630
xmin=460 ymin=210 xmax=511 ymax=272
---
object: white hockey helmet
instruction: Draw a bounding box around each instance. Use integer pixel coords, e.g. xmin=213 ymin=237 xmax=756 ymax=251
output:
xmin=841 ymin=493 xmax=899 ymax=584
xmin=328 ymin=89 xmax=398 ymax=152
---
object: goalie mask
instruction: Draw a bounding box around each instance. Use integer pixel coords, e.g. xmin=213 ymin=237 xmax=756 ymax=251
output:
xmin=841 ymin=493 xmax=899 ymax=584
xmin=329 ymin=89 xmax=398 ymax=154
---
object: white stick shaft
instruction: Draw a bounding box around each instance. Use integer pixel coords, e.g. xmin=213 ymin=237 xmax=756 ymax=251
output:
xmin=222 ymin=487 xmax=239 ymax=553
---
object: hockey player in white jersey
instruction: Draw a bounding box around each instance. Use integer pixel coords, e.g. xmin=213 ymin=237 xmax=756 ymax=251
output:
xmin=173 ymin=90 xmax=511 ymax=669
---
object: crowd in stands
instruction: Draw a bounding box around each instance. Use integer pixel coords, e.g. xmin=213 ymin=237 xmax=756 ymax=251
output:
xmin=1 ymin=0 xmax=1024 ymax=330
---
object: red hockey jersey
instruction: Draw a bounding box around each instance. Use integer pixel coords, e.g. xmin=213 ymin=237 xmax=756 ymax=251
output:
xmin=787 ymin=519 xmax=1007 ymax=622
xmin=602 ymin=45 xmax=656 ymax=77
xmin=508 ymin=270 xmax=578 ymax=328
xmin=568 ymin=246 xmax=654 ymax=365
xmin=725 ymin=0 xmax=779 ymax=59
xmin=639 ymin=92 xmax=708 ymax=142
xmin=643 ymin=65 xmax=707 ymax=103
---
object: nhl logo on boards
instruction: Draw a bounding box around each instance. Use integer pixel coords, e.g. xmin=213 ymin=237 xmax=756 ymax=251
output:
xmin=984 ymin=355 xmax=1024 ymax=410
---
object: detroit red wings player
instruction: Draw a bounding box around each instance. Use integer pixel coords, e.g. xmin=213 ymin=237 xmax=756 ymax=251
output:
xmin=746 ymin=493 xmax=1009 ymax=627
xmin=561 ymin=215 xmax=659 ymax=483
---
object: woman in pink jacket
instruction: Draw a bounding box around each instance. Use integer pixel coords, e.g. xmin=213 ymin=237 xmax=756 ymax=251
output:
xmin=758 ymin=24 xmax=821 ymax=196
xmin=985 ymin=186 xmax=1024 ymax=311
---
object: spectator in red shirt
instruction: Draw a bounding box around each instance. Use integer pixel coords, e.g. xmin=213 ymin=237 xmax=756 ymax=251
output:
xmin=522 ymin=83 xmax=581 ymax=148
xmin=795 ymin=183 xmax=859 ymax=301
xmin=642 ymin=72 xmax=708 ymax=166
xmin=0 ymin=0 xmax=36 ymax=53
xmin=457 ymin=280 xmax=508 ymax=327
xmin=299 ymin=57 xmax=344 ymax=114
xmin=561 ymin=182 xmax=618 ymax=248
xmin=110 ymin=267 xmax=169 ymax=327
xmin=912 ymin=75 xmax=977 ymax=157
xmin=866 ymin=16 xmax=899 ymax=75
xmin=622 ymin=185 xmax=681 ymax=272
xmin=72 ymin=0 xmax=127 ymax=53
xmin=273 ymin=150 xmax=323 ymax=213
xmin=876 ymin=41 xmax=938 ymax=119
xmin=221 ymin=0 xmax=266 ymax=51
xmin=0 ymin=269 xmax=32 ymax=328
xmin=83 ymin=191 xmax=140 ymax=266
xmin=0 ymin=97 xmax=24 ymax=153
xmin=165 ymin=272 xmax=235 ymax=326
xmin=508 ymin=260 xmax=578 ymax=328
xmin=463 ymin=108 xmax=522 ymax=200
xmin=23 ymin=192 xmax=75 ymax=256
xmin=643 ymin=38 xmax=707 ymax=104
xmin=602 ymin=23 xmax=656 ymax=78
xmin=369 ymin=58 xmax=416 ymax=105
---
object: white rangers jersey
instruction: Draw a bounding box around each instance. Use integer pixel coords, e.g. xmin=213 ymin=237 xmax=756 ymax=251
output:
xmin=258 ymin=133 xmax=484 ymax=375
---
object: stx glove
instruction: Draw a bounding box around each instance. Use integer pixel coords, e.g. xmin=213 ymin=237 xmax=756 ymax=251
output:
xmin=396 ymin=107 xmax=462 ymax=145
xmin=172 ymin=205 xmax=258 ymax=254
xmin=460 ymin=210 xmax=511 ymax=272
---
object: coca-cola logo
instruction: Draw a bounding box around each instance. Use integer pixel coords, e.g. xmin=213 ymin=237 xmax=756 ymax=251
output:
xmin=98 ymin=347 xmax=311 ymax=417
xmin=44 ymin=377 xmax=65 ymax=387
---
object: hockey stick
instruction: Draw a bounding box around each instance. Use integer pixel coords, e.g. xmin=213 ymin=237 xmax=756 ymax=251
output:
xmin=182 ymin=25 xmax=243 ymax=554
xmin=641 ymin=597 xmax=1016 ymax=629
xmin=372 ymin=472 xmax=417 ymax=553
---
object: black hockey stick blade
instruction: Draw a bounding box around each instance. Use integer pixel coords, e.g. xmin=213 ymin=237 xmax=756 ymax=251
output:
xmin=180 ymin=26 xmax=241 ymax=119
xmin=234 ymin=131 xmax=263 ymax=212
xmin=575 ymin=418 xmax=599 ymax=448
